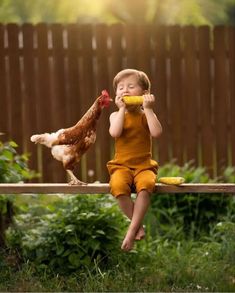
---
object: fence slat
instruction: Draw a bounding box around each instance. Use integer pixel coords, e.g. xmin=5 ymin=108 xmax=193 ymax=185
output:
xmin=182 ymin=26 xmax=199 ymax=163
xmin=21 ymin=24 xmax=38 ymax=175
xmin=50 ymin=24 xmax=67 ymax=182
xmin=94 ymin=24 xmax=111 ymax=182
xmin=109 ymin=24 xmax=123 ymax=80
xmin=168 ymin=26 xmax=184 ymax=164
xmin=124 ymin=25 xmax=137 ymax=68
xmin=228 ymin=27 xmax=235 ymax=167
xmin=0 ymin=25 xmax=9 ymax=139
xmin=136 ymin=25 xmax=152 ymax=76
xmin=7 ymin=24 xmax=23 ymax=152
xmin=66 ymin=24 xmax=82 ymax=181
xmin=36 ymin=23 xmax=55 ymax=182
xmin=80 ymin=24 xmax=98 ymax=183
xmin=153 ymin=26 xmax=170 ymax=164
xmin=198 ymin=26 xmax=215 ymax=174
xmin=214 ymin=26 xmax=229 ymax=173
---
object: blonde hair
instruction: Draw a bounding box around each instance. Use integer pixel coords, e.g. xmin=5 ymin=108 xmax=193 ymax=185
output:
xmin=113 ymin=69 xmax=151 ymax=92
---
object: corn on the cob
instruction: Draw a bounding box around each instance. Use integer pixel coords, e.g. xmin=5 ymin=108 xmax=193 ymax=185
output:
xmin=123 ymin=96 xmax=143 ymax=105
xmin=159 ymin=177 xmax=185 ymax=185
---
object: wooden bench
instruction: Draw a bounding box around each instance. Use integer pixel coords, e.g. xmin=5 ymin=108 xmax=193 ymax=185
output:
xmin=0 ymin=183 xmax=235 ymax=194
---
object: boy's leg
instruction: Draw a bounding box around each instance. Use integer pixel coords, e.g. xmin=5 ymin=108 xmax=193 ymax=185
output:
xmin=121 ymin=169 xmax=156 ymax=251
xmin=121 ymin=189 xmax=150 ymax=251
xmin=117 ymin=195 xmax=145 ymax=240
xmin=109 ymin=167 xmax=144 ymax=240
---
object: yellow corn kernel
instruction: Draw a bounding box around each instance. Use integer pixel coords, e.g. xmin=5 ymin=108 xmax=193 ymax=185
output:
xmin=123 ymin=96 xmax=143 ymax=105
xmin=159 ymin=177 xmax=185 ymax=185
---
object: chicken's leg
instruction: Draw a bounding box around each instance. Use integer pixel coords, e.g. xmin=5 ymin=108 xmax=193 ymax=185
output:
xmin=66 ymin=170 xmax=87 ymax=185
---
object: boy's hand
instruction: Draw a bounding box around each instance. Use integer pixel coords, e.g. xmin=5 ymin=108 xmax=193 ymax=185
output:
xmin=115 ymin=96 xmax=126 ymax=109
xmin=143 ymin=94 xmax=155 ymax=109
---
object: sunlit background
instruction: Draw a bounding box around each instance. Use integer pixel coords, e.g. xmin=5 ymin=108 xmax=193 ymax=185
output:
xmin=0 ymin=0 xmax=235 ymax=25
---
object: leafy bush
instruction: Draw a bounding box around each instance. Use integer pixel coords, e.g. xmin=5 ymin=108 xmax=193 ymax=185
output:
xmin=6 ymin=195 xmax=127 ymax=273
xmin=0 ymin=140 xmax=38 ymax=247
xmin=2 ymin=220 xmax=235 ymax=291
xmin=0 ymin=140 xmax=38 ymax=183
xmin=220 ymin=166 xmax=235 ymax=183
xmin=158 ymin=160 xmax=212 ymax=183
xmin=148 ymin=161 xmax=235 ymax=239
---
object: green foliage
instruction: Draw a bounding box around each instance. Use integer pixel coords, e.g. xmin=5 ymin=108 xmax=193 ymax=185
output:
xmin=1 ymin=221 xmax=235 ymax=291
xmin=149 ymin=161 xmax=235 ymax=239
xmin=220 ymin=166 xmax=235 ymax=183
xmin=0 ymin=0 xmax=80 ymax=23
xmin=0 ymin=140 xmax=38 ymax=244
xmin=6 ymin=195 xmax=127 ymax=273
xmin=0 ymin=140 xmax=38 ymax=183
xmin=0 ymin=0 xmax=235 ymax=25
xmin=158 ymin=160 xmax=212 ymax=183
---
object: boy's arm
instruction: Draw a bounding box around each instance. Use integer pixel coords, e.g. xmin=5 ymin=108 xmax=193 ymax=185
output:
xmin=143 ymin=94 xmax=162 ymax=138
xmin=109 ymin=108 xmax=126 ymax=138
xmin=144 ymin=109 xmax=162 ymax=138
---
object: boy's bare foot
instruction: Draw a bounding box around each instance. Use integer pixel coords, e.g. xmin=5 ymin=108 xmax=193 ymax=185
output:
xmin=121 ymin=229 xmax=136 ymax=251
xmin=135 ymin=226 xmax=145 ymax=240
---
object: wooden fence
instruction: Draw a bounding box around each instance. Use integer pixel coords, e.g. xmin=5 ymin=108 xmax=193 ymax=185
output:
xmin=0 ymin=23 xmax=234 ymax=183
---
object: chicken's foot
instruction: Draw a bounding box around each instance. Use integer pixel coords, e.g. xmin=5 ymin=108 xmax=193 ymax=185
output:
xmin=66 ymin=170 xmax=87 ymax=185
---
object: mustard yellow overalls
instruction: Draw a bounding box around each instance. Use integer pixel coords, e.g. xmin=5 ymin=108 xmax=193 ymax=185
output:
xmin=107 ymin=111 xmax=158 ymax=197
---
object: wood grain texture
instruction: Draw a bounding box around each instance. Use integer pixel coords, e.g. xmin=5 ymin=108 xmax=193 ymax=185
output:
xmin=0 ymin=183 xmax=235 ymax=194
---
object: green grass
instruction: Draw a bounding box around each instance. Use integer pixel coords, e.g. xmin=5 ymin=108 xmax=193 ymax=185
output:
xmin=1 ymin=234 xmax=235 ymax=292
xmin=1 ymin=193 xmax=235 ymax=292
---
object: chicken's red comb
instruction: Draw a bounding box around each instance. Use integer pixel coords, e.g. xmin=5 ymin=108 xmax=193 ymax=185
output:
xmin=101 ymin=89 xmax=110 ymax=98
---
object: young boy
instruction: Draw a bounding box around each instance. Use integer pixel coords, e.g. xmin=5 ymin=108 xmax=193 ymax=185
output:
xmin=107 ymin=69 xmax=162 ymax=251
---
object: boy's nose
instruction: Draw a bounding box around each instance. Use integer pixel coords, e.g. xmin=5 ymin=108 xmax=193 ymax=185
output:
xmin=122 ymin=89 xmax=130 ymax=95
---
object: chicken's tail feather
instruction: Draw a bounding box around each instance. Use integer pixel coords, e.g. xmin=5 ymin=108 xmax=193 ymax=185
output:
xmin=31 ymin=133 xmax=53 ymax=148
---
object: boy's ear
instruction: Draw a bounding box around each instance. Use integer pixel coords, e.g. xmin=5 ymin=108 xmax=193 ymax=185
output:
xmin=143 ymin=90 xmax=150 ymax=94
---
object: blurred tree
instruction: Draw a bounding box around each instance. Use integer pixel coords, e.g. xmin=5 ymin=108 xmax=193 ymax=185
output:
xmin=104 ymin=0 xmax=235 ymax=25
xmin=0 ymin=0 xmax=235 ymax=25
xmin=199 ymin=0 xmax=235 ymax=25
xmin=0 ymin=0 xmax=106 ymax=23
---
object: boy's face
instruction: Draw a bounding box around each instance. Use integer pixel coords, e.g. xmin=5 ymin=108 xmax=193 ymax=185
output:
xmin=116 ymin=74 xmax=145 ymax=97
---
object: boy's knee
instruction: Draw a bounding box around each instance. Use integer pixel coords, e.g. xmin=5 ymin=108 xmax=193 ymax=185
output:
xmin=110 ymin=182 xmax=131 ymax=197
xmin=136 ymin=179 xmax=155 ymax=194
xmin=135 ymin=170 xmax=156 ymax=194
xmin=109 ymin=170 xmax=132 ymax=197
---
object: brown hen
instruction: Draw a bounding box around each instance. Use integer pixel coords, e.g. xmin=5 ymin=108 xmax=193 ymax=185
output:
xmin=31 ymin=90 xmax=112 ymax=185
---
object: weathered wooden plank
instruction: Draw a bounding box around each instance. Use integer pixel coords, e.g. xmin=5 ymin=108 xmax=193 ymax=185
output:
xmin=136 ymin=24 xmax=152 ymax=76
xmin=94 ymin=24 xmax=111 ymax=183
xmin=50 ymin=23 xmax=67 ymax=182
xmin=182 ymin=26 xmax=198 ymax=163
xmin=80 ymin=24 xmax=99 ymax=183
xmin=21 ymin=24 xmax=38 ymax=174
xmin=7 ymin=24 xmax=23 ymax=151
xmin=0 ymin=183 xmax=234 ymax=194
xmin=168 ymin=25 xmax=184 ymax=164
xmin=153 ymin=25 xmax=169 ymax=164
xmin=66 ymin=24 xmax=82 ymax=181
xmin=124 ymin=24 xmax=137 ymax=68
xmin=213 ymin=26 xmax=229 ymax=173
xmin=198 ymin=26 xmax=214 ymax=175
xmin=35 ymin=23 xmax=54 ymax=182
xmin=0 ymin=24 xmax=10 ymax=138
xmin=109 ymin=23 xmax=123 ymax=79
xmin=228 ymin=27 xmax=235 ymax=167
